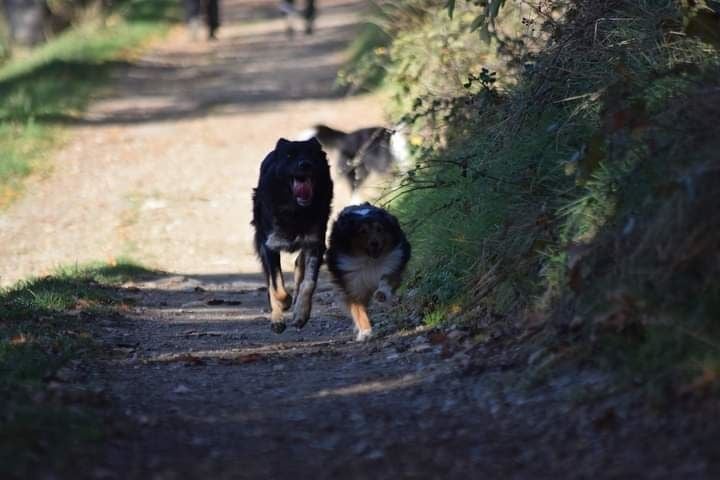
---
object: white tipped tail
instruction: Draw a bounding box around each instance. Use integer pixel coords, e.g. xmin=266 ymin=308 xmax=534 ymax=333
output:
xmin=390 ymin=125 xmax=412 ymax=174
xmin=294 ymin=127 xmax=319 ymax=141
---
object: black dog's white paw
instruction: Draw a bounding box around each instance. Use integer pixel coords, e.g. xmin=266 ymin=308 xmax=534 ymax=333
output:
xmin=292 ymin=281 xmax=314 ymax=329
xmin=292 ymin=311 xmax=310 ymax=330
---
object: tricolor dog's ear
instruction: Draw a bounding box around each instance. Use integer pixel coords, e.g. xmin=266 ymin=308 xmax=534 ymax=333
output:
xmin=338 ymin=211 xmax=356 ymax=230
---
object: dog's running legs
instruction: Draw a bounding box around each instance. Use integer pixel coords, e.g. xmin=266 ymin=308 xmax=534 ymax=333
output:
xmin=292 ymin=247 xmax=321 ymax=329
xmin=260 ymin=246 xmax=292 ymax=333
xmin=292 ymin=250 xmax=306 ymax=309
xmin=348 ymin=302 xmax=373 ymax=341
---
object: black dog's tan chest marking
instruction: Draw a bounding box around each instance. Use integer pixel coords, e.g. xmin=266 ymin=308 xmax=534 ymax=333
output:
xmin=265 ymin=231 xmax=321 ymax=252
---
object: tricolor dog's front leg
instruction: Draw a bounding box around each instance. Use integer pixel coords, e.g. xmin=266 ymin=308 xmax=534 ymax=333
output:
xmin=291 ymin=246 xmax=322 ymax=329
xmin=349 ymin=301 xmax=373 ymax=342
xmin=373 ymin=275 xmax=395 ymax=304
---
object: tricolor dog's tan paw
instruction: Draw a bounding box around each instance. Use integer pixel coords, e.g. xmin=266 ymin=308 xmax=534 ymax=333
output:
xmin=355 ymin=328 xmax=373 ymax=342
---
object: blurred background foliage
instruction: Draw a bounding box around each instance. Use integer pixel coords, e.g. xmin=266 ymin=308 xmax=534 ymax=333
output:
xmin=0 ymin=0 xmax=178 ymax=61
xmin=0 ymin=0 xmax=178 ymax=207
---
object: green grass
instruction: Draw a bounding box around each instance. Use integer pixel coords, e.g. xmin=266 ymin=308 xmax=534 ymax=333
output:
xmin=0 ymin=0 xmax=179 ymax=207
xmin=0 ymin=259 xmax=157 ymax=477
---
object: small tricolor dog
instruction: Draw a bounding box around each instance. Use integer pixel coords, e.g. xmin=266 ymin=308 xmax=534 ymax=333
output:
xmin=326 ymin=203 xmax=411 ymax=341
xmin=252 ymin=137 xmax=333 ymax=333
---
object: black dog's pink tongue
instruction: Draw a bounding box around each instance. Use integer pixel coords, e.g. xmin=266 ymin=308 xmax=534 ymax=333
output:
xmin=293 ymin=178 xmax=313 ymax=203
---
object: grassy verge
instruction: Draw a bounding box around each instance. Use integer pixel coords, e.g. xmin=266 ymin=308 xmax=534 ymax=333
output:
xmin=0 ymin=0 xmax=179 ymax=208
xmin=0 ymin=260 xmax=156 ymax=477
xmin=353 ymin=1 xmax=720 ymax=394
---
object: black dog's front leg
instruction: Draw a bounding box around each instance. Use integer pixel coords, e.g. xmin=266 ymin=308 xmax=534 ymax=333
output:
xmin=291 ymin=246 xmax=322 ymax=329
xmin=292 ymin=249 xmax=305 ymax=310
xmin=260 ymin=245 xmax=292 ymax=333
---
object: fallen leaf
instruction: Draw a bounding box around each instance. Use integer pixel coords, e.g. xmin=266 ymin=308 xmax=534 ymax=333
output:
xmin=219 ymin=353 xmax=263 ymax=365
xmin=428 ymin=331 xmax=448 ymax=345
xmin=10 ymin=334 xmax=28 ymax=345
xmin=238 ymin=353 xmax=263 ymax=364
xmin=593 ymin=290 xmax=647 ymax=339
xmin=679 ymin=366 xmax=720 ymax=396
xmin=175 ymin=354 xmax=206 ymax=366
xmin=73 ymin=299 xmax=93 ymax=310
xmin=592 ymin=408 xmax=617 ymax=431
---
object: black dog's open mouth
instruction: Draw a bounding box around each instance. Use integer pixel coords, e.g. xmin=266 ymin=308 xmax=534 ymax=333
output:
xmin=292 ymin=176 xmax=314 ymax=206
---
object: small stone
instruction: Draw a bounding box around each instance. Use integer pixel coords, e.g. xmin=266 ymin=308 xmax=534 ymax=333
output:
xmin=528 ymin=348 xmax=547 ymax=366
xmin=54 ymin=366 xmax=75 ymax=382
xmin=173 ymin=384 xmax=191 ymax=394
xmin=410 ymin=344 xmax=433 ymax=353
xmin=447 ymin=330 xmax=467 ymax=342
xmin=180 ymin=301 xmax=205 ymax=308
xmin=569 ymin=315 xmax=584 ymax=330
xmin=366 ymin=449 xmax=384 ymax=460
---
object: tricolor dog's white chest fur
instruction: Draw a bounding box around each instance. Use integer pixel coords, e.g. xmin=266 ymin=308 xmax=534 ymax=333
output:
xmin=336 ymin=245 xmax=405 ymax=300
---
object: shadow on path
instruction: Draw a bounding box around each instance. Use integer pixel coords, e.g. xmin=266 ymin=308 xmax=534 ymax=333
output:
xmin=68 ymin=0 xmax=372 ymax=126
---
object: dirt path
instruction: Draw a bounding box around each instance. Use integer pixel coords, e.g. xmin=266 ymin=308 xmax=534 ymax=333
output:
xmin=3 ymin=1 xmax=718 ymax=478
xmin=81 ymin=272 xmax=717 ymax=479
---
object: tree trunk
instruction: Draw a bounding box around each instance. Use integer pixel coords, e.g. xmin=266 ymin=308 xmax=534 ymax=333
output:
xmin=2 ymin=0 xmax=45 ymax=47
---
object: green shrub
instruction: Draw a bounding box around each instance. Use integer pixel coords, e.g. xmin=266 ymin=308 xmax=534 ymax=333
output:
xmin=363 ymin=0 xmax=720 ymax=388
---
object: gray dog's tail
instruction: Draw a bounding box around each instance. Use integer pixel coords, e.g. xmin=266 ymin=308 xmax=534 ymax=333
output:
xmin=302 ymin=124 xmax=347 ymax=150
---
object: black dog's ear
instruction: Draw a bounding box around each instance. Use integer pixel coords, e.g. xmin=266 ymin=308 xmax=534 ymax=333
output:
xmin=307 ymin=136 xmax=322 ymax=149
xmin=276 ymin=138 xmax=291 ymax=150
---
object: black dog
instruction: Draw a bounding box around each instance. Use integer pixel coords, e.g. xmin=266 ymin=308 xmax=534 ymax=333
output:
xmin=307 ymin=124 xmax=410 ymax=196
xmin=252 ymin=138 xmax=333 ymax=333
xmin=326 ymin=203 xmax=411 ymax=341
